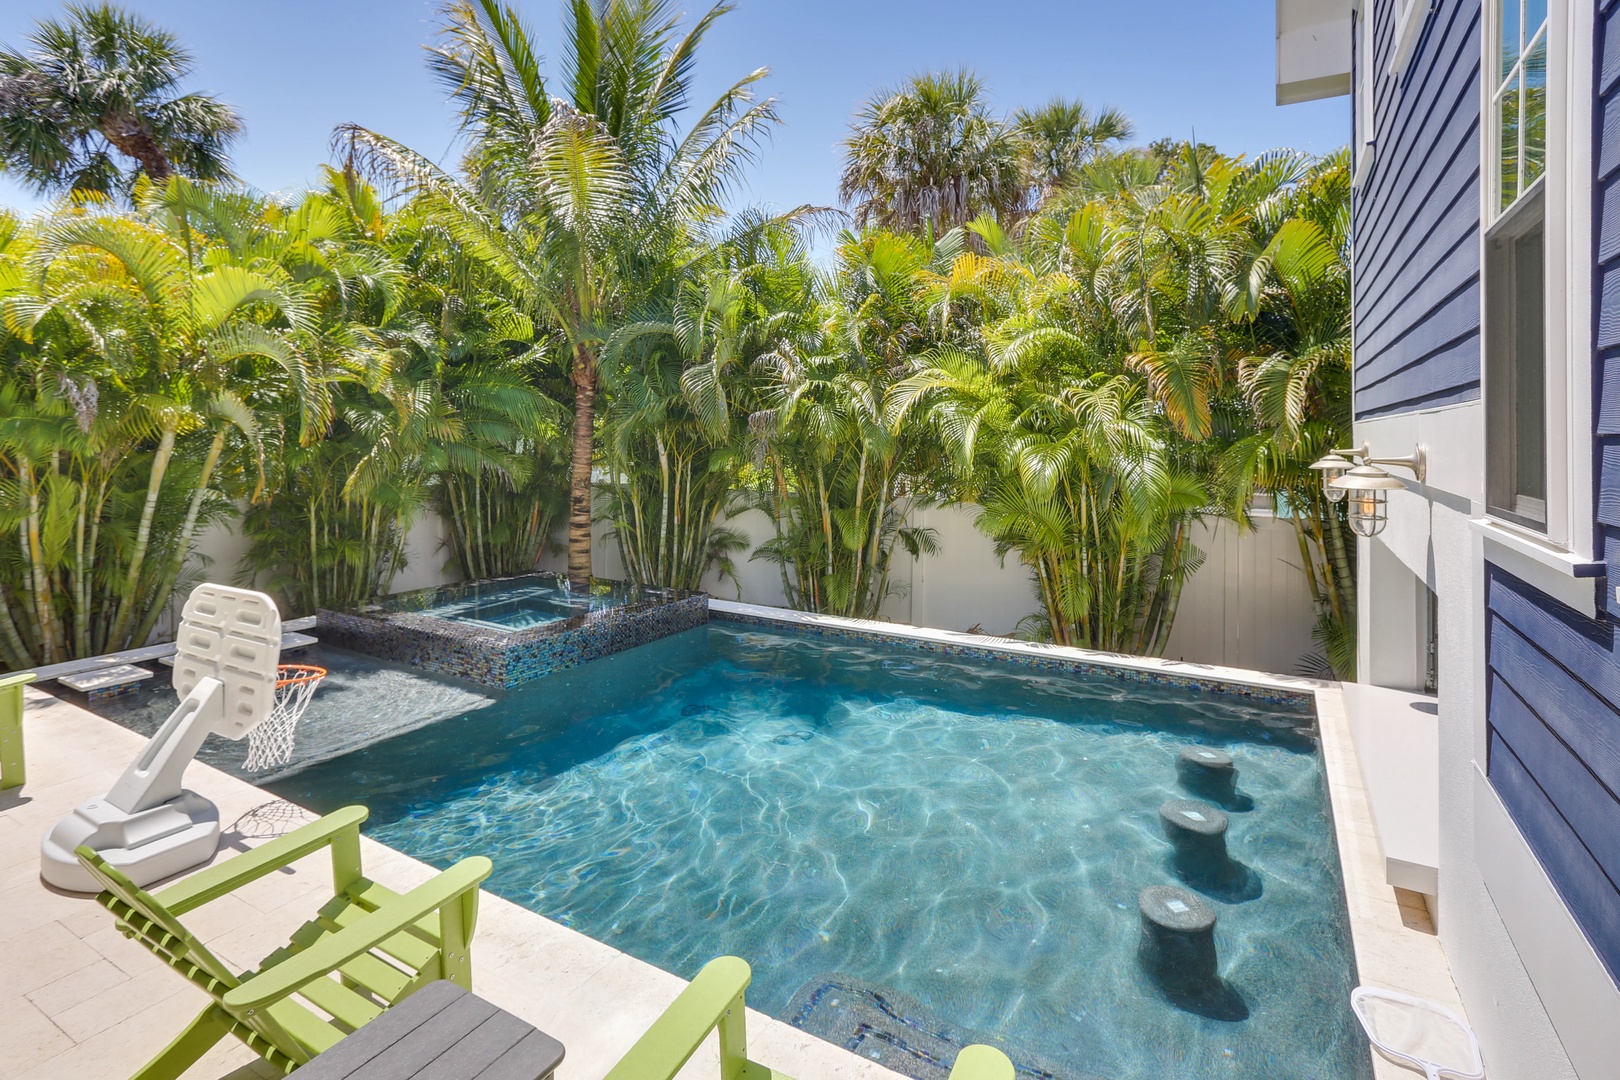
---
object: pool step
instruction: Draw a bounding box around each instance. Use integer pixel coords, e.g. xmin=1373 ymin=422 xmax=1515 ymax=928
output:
xmin=159 ymin=630 xmax=319 ymax=667
xmin=58 ymin=664 xmax=155 ymax=700
xmin=785 ymin=974 xmax=1083 ymax=1080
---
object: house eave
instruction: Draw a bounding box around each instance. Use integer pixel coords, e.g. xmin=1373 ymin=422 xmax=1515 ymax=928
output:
xmin=1277 ymin=0 xmax=1352 ymax=104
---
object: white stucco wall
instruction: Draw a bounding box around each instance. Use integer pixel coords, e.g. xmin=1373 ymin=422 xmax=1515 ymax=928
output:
xmin=532 ymin=499 xmax=1319 ymax=674
xmin=189 ymin=508 xmax=462 ymax=620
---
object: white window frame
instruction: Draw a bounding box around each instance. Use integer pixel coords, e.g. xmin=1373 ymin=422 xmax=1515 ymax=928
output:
xmin=1389 ymin=0 xmax=1433 ymax=78
xmin=1355 ymin=0 xmax=1378 ymax=185
xmin=1479 ymin=0 xmax=1594 ymax=562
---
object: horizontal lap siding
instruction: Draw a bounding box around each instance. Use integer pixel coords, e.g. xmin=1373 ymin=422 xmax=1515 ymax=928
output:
xmin=1485 ymin=567 xmax=1620 ymax=986
xmin=1352 ymin=0 xmax=1482 ymax=418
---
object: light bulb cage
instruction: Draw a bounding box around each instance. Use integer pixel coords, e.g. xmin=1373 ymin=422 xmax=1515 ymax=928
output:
xmin=1308 ymin=452 xmax=1355 ymax=503
xmin=1329 ymin=462 xmax=1410 ymax=539
xmin=1348 ymin=488 xmax=1388 ymax=536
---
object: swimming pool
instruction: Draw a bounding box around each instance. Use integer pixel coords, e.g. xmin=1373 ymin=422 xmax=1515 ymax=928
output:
xmin=378 ymin=573 xmax=636 ymax=631
xmin=272 ymin=621 xmax=1368 ymax=1080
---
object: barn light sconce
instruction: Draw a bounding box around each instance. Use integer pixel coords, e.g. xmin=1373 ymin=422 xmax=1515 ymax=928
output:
xmin=1316 ymin=446 xmax=1427 ymax=538
xmin=1308 ymin=446 xmax=1363 ymax=504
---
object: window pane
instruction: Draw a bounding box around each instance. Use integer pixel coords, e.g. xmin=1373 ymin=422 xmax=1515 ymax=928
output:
xmin=1523 ymin=37 xmax=1547 ymax=190
xmin=1525 ymin=0 xmax=1547 ymax=40
xmin=1485 ymin=190 xmax=1547 ymax=530
xmin=1501 ymin=0 xmax=1522 ymax=73
xmin=1512 ymin=218 xmax=1545 ymax=511
xmin=1500 ymin=76 xmax=1521 ymax=210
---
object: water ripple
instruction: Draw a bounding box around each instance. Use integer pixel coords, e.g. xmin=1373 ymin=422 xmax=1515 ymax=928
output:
xmin=275 ymin=623 xmax=1365 ymax=1080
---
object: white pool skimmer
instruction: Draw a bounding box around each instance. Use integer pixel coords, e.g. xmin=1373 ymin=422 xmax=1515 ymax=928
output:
xmin=1350 ymin=986 xmax=1485 ymax=1080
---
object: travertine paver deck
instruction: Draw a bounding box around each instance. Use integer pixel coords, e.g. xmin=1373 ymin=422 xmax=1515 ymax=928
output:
xmin=1315 ymin=684 xmax=1465 ymax=1079
xmin=1 ymin=670 xmax=1464 ymax=1080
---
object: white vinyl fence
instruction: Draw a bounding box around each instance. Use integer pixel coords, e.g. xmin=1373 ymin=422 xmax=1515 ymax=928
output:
xmin=196 ymin=503 xmax=1322 ymax=677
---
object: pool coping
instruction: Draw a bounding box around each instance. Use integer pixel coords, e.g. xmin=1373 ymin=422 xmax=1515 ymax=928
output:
xmin=3 ymin=611 xmax=1467 ymax=1080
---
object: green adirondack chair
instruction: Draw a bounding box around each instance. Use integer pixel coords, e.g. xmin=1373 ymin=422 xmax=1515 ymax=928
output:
xmin=74 ymin=804 xmax=491 ymax=1080
xmin=604 ymin=955 xmax=1016 ymax=1080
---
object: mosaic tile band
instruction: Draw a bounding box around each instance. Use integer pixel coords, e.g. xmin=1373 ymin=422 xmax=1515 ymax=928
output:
xmin=317 ymin=590 xmax=710 ymax=689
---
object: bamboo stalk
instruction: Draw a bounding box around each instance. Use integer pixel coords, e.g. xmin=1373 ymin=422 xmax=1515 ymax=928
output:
xmin=109 ymin=426 xmax=177 ymax=649
xmin=134 ymin=426 xmax=230 ymax=648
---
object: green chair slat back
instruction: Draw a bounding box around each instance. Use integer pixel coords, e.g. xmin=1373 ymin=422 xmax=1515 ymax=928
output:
xmin=605 ymin=956 xmax=1017 ymax=1080
xmin=74 ymin=804 xmax=492 ymax=1080
xmin=0 ymin=671 xmax=36 ymax=791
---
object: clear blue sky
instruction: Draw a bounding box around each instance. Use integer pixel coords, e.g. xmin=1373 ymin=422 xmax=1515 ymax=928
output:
xmin=0 ymin=0 xmax=1347 ymax=217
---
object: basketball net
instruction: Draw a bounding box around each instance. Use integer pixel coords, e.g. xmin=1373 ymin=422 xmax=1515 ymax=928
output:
xmin=243 ymin=664 xmax=327 ymax=772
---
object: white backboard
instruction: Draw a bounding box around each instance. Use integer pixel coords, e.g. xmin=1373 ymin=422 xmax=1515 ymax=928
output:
xmin=171 ymin=584 xmax=282 ymax=741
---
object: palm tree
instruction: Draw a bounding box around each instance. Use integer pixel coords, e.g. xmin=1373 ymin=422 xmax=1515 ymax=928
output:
xmin=840 ymin=69 xmax=1025 ymax=234
xmin=0 ymin=180 xmax=326 ymax=663
xmin=342 ymin=0 xmax=779 ymax=588
xmin=748 ymin=231 xmax=945 ymax=618
xmin=1012 ymin=98 xmax=1134 ymax=206
xmin=602 ymin=268 xmax=754 ymax=591
xmin=0 ymin=3 xmax=241 ymax=199
xmin=1230 ymin=151 xmax=1356 ymax=676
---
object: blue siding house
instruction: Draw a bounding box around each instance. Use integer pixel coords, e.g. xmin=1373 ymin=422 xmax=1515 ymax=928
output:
xmin=1280 ymin=1 xmax=1620 ymax=1077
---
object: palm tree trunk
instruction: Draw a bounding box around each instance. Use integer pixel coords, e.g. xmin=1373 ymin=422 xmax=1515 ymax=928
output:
xmin=134 ymin=427 xmax=230 ymax=647
xmin=21 ymin=460 xmax=62 ymax=664
xmin=309 ymin=498 xmax=321 ymax=610
xmin=99 ymin=113 xmax=173 ymax=181
xmin=657 ymin=435 xmax=671 ymax=584
xmin=73 ymin=476 xmax=89 ymax=658
xmin=87 ymin=474 xmax=111 ymax=654
xmin=110 ymin=426 xmax=177 ymax=649
xmin=1147 ymin=524 xmax=1191 ymax=655
xmin=767 ymin=459 xmax=797 ymax=607
xmin=1322 ymin=501 xmax=1352 ymax=624
xmin=0 ymin=587 xmax=33 ymax=669
xmin=567 ymin=346 xmax=598 ymax=589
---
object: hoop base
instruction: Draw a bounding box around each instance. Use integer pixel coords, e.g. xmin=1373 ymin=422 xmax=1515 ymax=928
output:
xmin=40 ymin=789 xmax=219 ymax=894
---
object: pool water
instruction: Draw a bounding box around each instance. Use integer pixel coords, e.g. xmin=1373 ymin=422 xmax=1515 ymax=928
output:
xmin=68 ymin=645 xmax=497 ymax=781
xmin=273 ymin=623 xmax=1368 ymax=1080
xmin=379 ymin=573 xmax=634 ymax=631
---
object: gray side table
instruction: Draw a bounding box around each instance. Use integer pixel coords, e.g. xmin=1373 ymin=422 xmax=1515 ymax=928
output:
xmin=294 ymin=981 xmax=566 ymax=1080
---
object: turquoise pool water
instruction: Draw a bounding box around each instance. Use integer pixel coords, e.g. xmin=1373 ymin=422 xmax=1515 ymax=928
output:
xmin=272 ymin=622 xmax=1368 ymax=1080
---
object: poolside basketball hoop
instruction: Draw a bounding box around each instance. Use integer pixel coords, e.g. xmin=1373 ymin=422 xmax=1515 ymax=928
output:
xmin=42 ymin=584 xmax=290 ymax=892
xmin=242 ymin=664 xmax=327 ymax=772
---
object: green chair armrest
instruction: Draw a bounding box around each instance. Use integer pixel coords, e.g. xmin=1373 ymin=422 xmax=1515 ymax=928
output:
xmin=0 ymin=672 xmax=36 ymax=688
xmin=603 ymin=956 xmax=753 ymax=1080
xmin=222 ymin=856 xmax=492 ymax=1011
xmin=158 ymin=805 xmax=369 ymax=914
xmin=948 ymin=1045 xmax=1015 ymax=1080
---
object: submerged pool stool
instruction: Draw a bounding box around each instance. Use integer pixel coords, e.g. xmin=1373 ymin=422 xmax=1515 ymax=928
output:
xmin=1138 ymin=885 xmax=1219 ymax=995
xmin=1176 ymin=745 xmax=1241 ymax=802
xmin=1160 ymin=798 xmax=1230 ymax=866
xmin=40 ymin=583 xmax=285 ymax=892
